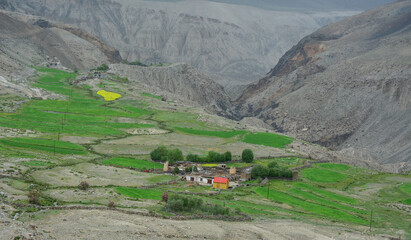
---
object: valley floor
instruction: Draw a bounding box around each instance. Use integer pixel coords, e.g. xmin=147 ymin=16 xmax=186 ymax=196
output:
xmin=1 ymin=209 xmax=389 ymax=240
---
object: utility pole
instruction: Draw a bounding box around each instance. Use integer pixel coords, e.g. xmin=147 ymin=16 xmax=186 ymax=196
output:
xmin=53 ymin=141 xmax=56 ymax=156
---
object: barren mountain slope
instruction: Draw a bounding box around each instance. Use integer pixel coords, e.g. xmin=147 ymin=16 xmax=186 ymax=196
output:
xmin=109 ymin=63 xmax=232 ymax=114
xmin=0 ymin=10 xmax=121 ymax=99
xmin=0 ymin=0 xmax=358 ymax=96
xmin=236 ymin=1 xmax=411 ymax=171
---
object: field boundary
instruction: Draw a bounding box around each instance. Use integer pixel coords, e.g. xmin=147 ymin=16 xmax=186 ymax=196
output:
xmin=3 ymin=201 xmax=252 ymax=221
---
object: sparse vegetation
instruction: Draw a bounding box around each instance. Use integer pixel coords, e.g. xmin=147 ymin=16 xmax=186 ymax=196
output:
xmin=96 ymin=64 xmax=109 ymax=71
xmin=78 ymin=181 xmax=90 ymax=190
xmin=28 ymin=190 xmax=40 ymax=205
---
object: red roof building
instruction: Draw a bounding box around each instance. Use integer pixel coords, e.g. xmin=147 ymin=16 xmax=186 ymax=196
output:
xmin=213 ymin=177 xmax=229 ymax=189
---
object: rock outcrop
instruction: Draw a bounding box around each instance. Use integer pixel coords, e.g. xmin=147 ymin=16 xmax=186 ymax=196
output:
xmin=235 ymin=1 xmax=411 ymax=171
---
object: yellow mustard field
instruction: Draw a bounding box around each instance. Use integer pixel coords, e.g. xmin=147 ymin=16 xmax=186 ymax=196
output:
xmin=97 ymin=90 xmax=122 ymax=101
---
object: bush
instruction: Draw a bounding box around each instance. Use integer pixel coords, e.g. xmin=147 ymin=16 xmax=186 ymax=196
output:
xmin=108 ymin=201 xmax=116 ymax=208
xmin=166 ymin=194 xmax=203 ymax=212
xmin=78 ymin=181 xmax=90 ymax=191
xmin=242 ymin=149 xmax=254 ymax=163
xmin=268 ymin=161 xmax=279 ymax=168
xmin=96 ymin=64 xmax=109 ymax=71
xmin=162 ymin=192 xmax=169 ymax=202
xmin=185 ymin=166 xmax=198 ymax=173
xmin=28 ymin=190 xmax=40 ymax=205
xmin=172 ymin=166 xmax=180 ymax=174
xmin=150 ymin=145 xmax=168 ymax=161
xmin=251 ymin=165 xmax=269 ymax=179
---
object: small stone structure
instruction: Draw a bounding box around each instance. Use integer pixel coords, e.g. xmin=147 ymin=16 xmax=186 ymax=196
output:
xmin=292 ymin=171 xmax=298 ymax=181
xmin=240 ymin=172 xmax=251 ymax=181
xmin=163 ymin=161 xmax=169 ymax=172
xmin=229 ymin=167 xmax=236 ymax=175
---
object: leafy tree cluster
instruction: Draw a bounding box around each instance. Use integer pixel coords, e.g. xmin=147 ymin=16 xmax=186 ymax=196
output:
xmin=166 ymin=194 xmax=230 ymax=215
xmin=251 ymin=161 xmax=292 ymax=179
xmin=186 ymin=151 xmax=231 ymax=163
xmin=150 ymin=145 xmax=183 ymax=164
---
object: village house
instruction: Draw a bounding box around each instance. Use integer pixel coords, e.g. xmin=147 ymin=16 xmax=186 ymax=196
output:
xmin=213 ymin=177 xmax=229 ymax=189
xmin=185 ymin=174 xmax=213 ymax=184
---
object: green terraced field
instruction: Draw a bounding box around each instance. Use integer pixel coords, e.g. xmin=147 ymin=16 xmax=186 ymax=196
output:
xmin=141 ymin=92 xmax=162 ymax=100
xmin=175 ymin=127 xmax=247 ymax=138
xmin=115 ymin=187 xmax=164 ymax=200
xmin=317 ymin=163 xmax=351 ymax=170
xmin=20 ymin=160 xmax=54 ymax=167
xmin=0 ymin=138 xmax=87 ymax=155
xmin=243 ymin=132 xmax=293 ymax=148
xmin=101 ymin=157 xmax=163 ymax=170
xmin=254 ymin=187 xmax=367 ymax=224
xmin=293 ymin=182 xmax=358 ymax=204
xmin=303 ymin=168 xmax=348 ymax=183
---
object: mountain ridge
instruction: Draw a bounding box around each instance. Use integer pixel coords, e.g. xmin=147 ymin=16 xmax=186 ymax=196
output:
xmin=235 ymin=0 xmax=411 ymax=172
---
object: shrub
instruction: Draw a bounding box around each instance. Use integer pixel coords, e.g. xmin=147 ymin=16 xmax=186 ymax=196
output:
xmin=108 ymin=201 xmax=116 ymax=208
xmin=268 ymin=161 xmax=279 ymax=168
xmin=78 ymin=181 xmax=90 ymax=191
xmin=185 ymin=166 xmax=198 ymax=173
xmin=28 ymin=190 xmax=40 ymax=205
xmin=242 ymin=149 xmax=254 ymax=163
xmin=166 ymin=194 xmax=203 ymax=212
xmin=251 ymin=165 xmax=269 ymax=179
xmin=150 ymin=145 xmax=168 ymax=161
xmin=96 ymin=64 xmax=109 ymax=71
xmin=162 ymin=192 xmax=169 ymax=202
xmin=172 ymin=166 xmax=180 ymax=174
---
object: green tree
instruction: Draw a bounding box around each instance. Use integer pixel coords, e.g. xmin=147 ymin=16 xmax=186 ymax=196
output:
xmin=268 ymin=161 xmax=279 ymax=168
xmin=251 ymin=165 xmax=269 ymax=179
xmin=150 ymin=145 xmax=168 ymax=161
xmin=168 ymin=148 xmax=184 ymax=164
xmin=242 ymin=149 xmax=254 ymax=163
xmin=223 ymin=151 xmax=232 ymax=162
xmin=172 ymin=166 xmax=180 ymax=174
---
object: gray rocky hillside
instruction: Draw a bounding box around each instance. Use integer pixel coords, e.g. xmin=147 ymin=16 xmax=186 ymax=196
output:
xmin=0 ymin=0 xmax=361 ymax=97
xmin=109 ymin=63 xmax=233 ymax=115
xmin=235 ymin=0 xmax=411 ymax=172
xmin=0 ymin=10 xmax=120 ymax=98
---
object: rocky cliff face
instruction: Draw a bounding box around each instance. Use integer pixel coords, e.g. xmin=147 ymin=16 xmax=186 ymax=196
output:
xmin=109 ymin=63 xmax=232 ymax=115
xmin=0 ymin=0 xmax=357 ymax=97
xmin=236 ymin=1 xmax=411 ymax=171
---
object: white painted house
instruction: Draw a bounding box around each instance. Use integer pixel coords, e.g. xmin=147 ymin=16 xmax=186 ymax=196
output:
xmin=185 ymin=175 xmax=213 ymax=185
